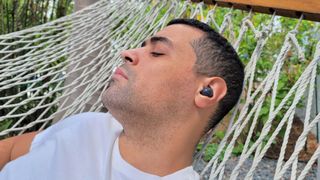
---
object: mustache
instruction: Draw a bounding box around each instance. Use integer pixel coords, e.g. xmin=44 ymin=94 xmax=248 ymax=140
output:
xmin=120 ymin=64 xmax=132 ymax=78
xmin=109 ymin=64 xmax=132 ymax=82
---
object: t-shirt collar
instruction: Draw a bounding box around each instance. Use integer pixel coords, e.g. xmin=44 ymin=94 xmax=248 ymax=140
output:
xmin=111 ymin=137 xmax=199 ymax=180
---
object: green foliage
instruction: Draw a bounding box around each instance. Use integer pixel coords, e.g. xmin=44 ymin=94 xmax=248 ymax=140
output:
xmin=197 ymin=143 xmax=219 ymax=162
xmin=1 ymin=1 xmax=319 ymax=156
xmin=0 ymin=0 xmax=74 ymax=35
xmin=197 ymin=130 xmax=245 ymax=161
xmin=232 ymin=143 xmax=244 ymax=156
xmin=215 ymin=130 xmax=225 ymax=139
xmin=0 ymin=120 xmax=12 ymax=132
xmin=0 ymin=0 xmax=73 ymax=136
xmin=190 ymin=2 xmax=319 ymax=160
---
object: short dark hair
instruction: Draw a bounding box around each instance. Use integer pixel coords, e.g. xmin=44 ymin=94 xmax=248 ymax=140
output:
xmin=167 ymin=19 xmax=244 ymax=132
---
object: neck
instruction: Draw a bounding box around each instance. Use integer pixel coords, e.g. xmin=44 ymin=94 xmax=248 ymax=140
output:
xmin=118 ymin=115 xmax=201 ymax=176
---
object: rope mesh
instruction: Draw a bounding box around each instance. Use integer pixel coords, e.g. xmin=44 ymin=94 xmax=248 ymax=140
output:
xmin=0 ymin=0 xmax=320 ymax=179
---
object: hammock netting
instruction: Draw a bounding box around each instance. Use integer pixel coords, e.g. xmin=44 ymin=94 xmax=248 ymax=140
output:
xmin=1 ymin=0 xmax=320 ymax=179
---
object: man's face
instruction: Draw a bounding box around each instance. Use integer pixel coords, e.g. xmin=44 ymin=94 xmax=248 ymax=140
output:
xmin=102 ymin=24 xmax=204 ymax=123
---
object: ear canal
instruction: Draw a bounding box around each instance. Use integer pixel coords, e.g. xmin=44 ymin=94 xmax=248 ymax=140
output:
xmin=200 ymin=86 xmax=213 ymax=97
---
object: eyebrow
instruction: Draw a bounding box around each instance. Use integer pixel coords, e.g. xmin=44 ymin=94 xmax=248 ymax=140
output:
xmin=141 ymin=36 xmax=173 ymax=48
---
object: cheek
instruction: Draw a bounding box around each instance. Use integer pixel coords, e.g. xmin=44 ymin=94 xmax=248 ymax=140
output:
xmin=134 ymin=61 xmax=196 ymax=95
xmin=148 ymin=69 xmax=195 ymax=98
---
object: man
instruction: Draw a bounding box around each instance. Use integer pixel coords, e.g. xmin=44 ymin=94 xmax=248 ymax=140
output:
xmin=0 ymin=19 xmax=244 ymax=179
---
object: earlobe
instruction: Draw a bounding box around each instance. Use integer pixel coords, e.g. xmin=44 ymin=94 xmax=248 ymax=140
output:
xmin=195 ymin=93 xmax=210 ymax=108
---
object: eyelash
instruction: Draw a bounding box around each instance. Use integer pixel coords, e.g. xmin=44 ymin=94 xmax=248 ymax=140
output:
xmin=151 ymin=52 xmax=164 ymax=57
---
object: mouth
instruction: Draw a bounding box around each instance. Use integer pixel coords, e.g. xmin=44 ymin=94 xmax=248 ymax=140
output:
xmin=113 ymin=67 xmax=128 ymax=80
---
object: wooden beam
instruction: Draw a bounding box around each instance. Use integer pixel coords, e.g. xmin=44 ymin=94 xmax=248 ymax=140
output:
xmin=191 ymin=0 xmax=320 ymax=22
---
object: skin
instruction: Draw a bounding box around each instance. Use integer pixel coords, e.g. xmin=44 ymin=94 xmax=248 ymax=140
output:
xmin=102 ymin=24 xmax=227 ymax=176
xmin=0 ymin=132 xmax=38 ymax=170
xmin=0 ymin=24 xmax=227 ymax=175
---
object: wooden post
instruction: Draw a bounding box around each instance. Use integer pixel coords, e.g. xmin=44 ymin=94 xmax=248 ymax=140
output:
xmin=53 ymin=0 xmax=101 ymax=123
xmin=191 ymin=0 xmax=320 ymax=21
xmin=74 ymin=0 xmax=98 ymax=11
xmin=316 ymin=74 xmax=320 ymax=180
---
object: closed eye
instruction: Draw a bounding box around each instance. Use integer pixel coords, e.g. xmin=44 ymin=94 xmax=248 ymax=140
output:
xmin=151 ymin=52 xmax=164 ymax=57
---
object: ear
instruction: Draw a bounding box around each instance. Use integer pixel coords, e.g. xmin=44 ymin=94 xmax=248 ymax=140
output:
xmin=195 ymin=77 xmax=227 ymax=108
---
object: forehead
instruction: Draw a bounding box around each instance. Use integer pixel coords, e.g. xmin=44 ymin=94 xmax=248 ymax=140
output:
xmin=154 ymin=24 xmax=204 ymax=49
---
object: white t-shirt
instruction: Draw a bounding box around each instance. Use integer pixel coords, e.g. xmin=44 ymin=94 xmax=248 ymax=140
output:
xmin=0 ymin=112 xmax=200 ymax=180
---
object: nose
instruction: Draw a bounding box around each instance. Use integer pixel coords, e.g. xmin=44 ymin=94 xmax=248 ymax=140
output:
xmin=121 ymin=49 xmax=139 ymax=65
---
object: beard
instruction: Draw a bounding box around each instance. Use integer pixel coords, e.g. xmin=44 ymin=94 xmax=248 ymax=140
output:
xmin=102 ymin=79 xmax=133 ymax=114
xmin=102 ymin=75 xmax=153 ymax=120
xmin=101 ymin=66 xmax=194 ymax=130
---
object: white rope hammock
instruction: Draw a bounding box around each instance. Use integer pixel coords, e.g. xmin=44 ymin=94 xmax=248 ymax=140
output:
xmin=1 ymin=0 xmax=320 ymax=179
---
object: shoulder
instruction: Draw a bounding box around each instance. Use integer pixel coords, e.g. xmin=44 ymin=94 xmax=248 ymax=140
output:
xmin=48 ymin=112 xmax=117 ymax=132
xmin=64 ymin=112 xmax=123 ymax=134
xmin=31 ymin=112 xmax=122 ymax=149
xmin=1 ymin=112 xmax=122 ymax=179
xmin=60 ymin=112 xmax=113 ymax=124
xmin=164 ymin=167 xmax=200 ymax=180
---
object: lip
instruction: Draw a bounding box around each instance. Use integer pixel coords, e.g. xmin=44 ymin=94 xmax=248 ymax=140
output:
xmin=113 ymin=67 xmax=128 ymax=80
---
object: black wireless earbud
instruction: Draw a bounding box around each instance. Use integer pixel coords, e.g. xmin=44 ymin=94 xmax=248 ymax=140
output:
xmin=200 ymin=86 xmax=213 ymax=97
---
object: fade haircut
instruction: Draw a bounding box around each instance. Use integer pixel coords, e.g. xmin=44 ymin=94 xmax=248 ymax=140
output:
xmin=167 ymin=19 xmax=244 ymax=132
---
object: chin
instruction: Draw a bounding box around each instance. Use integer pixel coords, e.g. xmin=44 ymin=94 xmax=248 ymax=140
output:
xmin=106 ymin=79 xmax=115 ymax=88
xmin=101 ymin=90 xmax=123 ymax=112
xmin=101 ymin=88 xmax=113 ymax=110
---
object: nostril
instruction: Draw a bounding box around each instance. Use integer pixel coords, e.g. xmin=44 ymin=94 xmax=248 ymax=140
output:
xmin=125 ymin=56 xmax=133 ymax=62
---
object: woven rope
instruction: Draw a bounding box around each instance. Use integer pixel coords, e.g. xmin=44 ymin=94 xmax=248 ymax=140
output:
xmin=0 ymin=0 xmax=319 ymax=179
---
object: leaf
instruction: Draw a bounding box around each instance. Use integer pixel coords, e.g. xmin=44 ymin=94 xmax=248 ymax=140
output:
xmin=232 ymin=144 xmax=244 ymax=156
xmin=0 ymin=120 xmax=12 ymax=132
xmin=259 ymin=106 xmax=269 ymax=116
xmin=204 ymin=143 xmax=218 ymax=162
xmin=215 ymin=130 xmax=225 ymax=139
